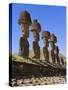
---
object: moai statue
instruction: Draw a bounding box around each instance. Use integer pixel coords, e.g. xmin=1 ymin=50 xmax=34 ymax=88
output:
xmin=30 ymin=19 xmax=41 ymax=59
xmin=18 ymin=11 xmax=32 ymax=58
xmin=42 ymin=31 xmax=50 ymax=62
xmin=49 ymin=33 xmax=57 ymax=63
xmin=55 ymin=46 xmax=60 ymax=64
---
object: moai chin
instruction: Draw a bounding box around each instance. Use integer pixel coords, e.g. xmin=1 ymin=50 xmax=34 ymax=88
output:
xmin=30 ymin=19 xmax=41 ymax=59
xmin=18 ymin=11 xmax=32 ymax=58
xmin=49 ymin=33 xmax=57 ymax=63
xmin=42 ymin=31 xmax=50 ymax=62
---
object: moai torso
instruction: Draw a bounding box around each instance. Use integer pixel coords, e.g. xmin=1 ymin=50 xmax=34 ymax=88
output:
xmin=20 ymin=24 xmax=29 ymax=39
xmin=30 ymin=19 xmax=41 ymax=59
xmin=42 ymin=31 xmax=50 ymax=62
xmin=19 ymin=37 xmax=29 ymax=57
xmin=55 ymin=46 xmax=60 ymax=64
xmin=33 ymin=31 xmax=40 ymax=41
xmin=18 ymin=11 xmax=32 ymax=58
xmin=49 ymin=34 xmax=57 ymax=63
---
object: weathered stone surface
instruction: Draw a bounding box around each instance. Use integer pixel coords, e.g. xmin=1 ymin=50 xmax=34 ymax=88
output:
xmin=30 ymin=19 xmax=41 ymax=32
xmin=49 ymin=34 xmax=57 ymax=64
xmin=19 ymin=37 xmax=29 ymax=58
xmin=42 ymin=31 xmax=50 ymax=62
xmin=51 ymin=50 xmax=55 ymax=63
xmin=18 ymin=11 xmax=32 ymax=58
xmin=42 ymin=31 xmax=50 ymax=39
xmin=30 ymin=20 xmax=41 ymax=59
xmin=43 ymin=47 xmax=49 ymax=62
xmin=55 ymin=46 xmax=60 ymax=64
xmin=32 ymin=41 xmax=40 ymax=59
xmin=18 ymin=11 xmax=32 ymax=25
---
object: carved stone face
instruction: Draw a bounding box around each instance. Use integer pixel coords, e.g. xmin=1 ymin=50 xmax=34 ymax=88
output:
xmin=18 ymin=11 xmax=32 ymax=25
xmin=21 ymin=24 xmax=29 ymax=38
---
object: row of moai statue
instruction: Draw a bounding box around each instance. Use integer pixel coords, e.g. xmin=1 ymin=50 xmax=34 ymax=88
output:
xmin=18 ymin=11 xmax=65 ymax=65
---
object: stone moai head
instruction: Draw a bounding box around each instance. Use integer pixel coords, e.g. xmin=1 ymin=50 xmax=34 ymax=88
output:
xmin=18 ymin=11 xmax=32 ymax=38
xmin=30 ymin=19 xmax=41 ymax=41
xmin=42 ymin=31 xmax=50 ymax=47
xmin=49 ymin=33 xmax=57 ymax=50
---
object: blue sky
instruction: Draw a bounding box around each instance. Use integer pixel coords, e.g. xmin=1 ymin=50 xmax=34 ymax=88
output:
xmin=11 ymin=3 xmax=66 ymax=56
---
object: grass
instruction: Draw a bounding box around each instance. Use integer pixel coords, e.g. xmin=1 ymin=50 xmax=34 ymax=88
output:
xmin=11 ymin=54 xmax=37 ymax=65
